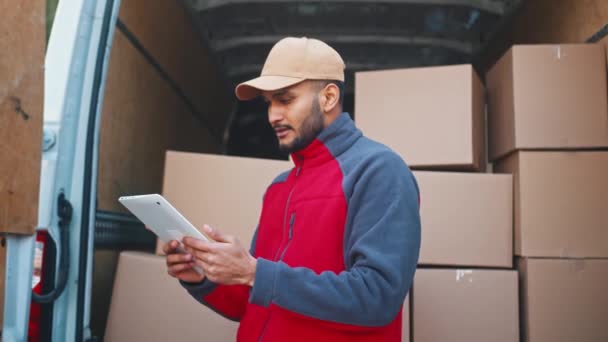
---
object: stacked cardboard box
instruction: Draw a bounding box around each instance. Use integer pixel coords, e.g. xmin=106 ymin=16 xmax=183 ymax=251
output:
xmin=488 ymin=44 xmax=608 ymax=342
xmin=412 ymin=269 xmax=519 ymax=342
xmin=356 ymin=64 xmax=519 ymax=342
xmin=413 ymin=171 xmax=512 ymax=268
xmin=105 ymin=252 xmax=239 ymax=341
xmin=355 ymin=64 xmax=485 ymax=171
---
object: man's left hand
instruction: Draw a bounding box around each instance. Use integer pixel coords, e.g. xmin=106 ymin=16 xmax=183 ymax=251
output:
xmin=182 ymin=225 xmax=257 ymax=287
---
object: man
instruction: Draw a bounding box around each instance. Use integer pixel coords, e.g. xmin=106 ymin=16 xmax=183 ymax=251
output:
xmin=164 ymin=37 xmax=421 ymax=342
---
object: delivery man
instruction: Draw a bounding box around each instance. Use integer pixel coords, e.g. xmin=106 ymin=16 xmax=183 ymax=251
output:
xmin=164 ymin=37 xmax=421 ymax=342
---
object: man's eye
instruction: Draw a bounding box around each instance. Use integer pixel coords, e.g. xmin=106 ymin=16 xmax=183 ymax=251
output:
xmin=279 ymin=98 xmax=291 ymax=105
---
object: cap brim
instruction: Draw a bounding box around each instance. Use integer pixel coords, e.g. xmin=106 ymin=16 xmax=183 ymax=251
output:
xmin=235 ymin=75 xmax=305 ymax=100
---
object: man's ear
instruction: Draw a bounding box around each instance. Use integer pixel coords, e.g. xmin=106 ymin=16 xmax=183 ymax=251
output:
xmin=320 ymin=83 xmax=340 ymax=113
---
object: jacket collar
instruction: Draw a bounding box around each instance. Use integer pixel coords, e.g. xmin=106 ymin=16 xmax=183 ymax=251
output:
xmin=291 ymin=112 xmax=362 ymax=168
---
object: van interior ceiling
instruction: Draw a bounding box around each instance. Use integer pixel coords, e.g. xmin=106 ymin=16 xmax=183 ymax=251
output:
xmin=89 ymin=0 xmax=525 ymax=339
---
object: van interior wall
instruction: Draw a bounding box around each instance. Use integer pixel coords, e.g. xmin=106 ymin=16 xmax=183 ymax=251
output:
xmin=508 ymin=0 xmax=608 ymax=44
xmin=98 ymin=0 xmax=233 ymax=214
xmin=93 ymin=1 xmax=233 ymax=339
xmin=91 ymin=250 xmax=120 ymax=340
xmin=480 ymin=0 xmax=608 ymax=71
xmin=97 ymin=30 xmax=219 ymax=214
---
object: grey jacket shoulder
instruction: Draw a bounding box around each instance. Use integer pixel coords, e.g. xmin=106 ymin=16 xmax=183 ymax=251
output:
xmin=337 ymin=135 xmax=418 ymax=200
xmin=271 ymin=169 xmax=291 ymax=185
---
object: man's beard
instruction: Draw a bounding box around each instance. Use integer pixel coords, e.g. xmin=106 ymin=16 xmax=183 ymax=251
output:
xmin=279 ymin=100 xmax=325 ymax=154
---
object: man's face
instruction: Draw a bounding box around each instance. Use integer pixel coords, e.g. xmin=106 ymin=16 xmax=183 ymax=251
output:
xmin=263 ymin=81 xmax=325 ymax=154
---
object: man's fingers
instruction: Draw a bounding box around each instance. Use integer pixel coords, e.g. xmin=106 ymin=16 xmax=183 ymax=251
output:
xmin=163 ymin=240 xmax=181 ymax=254
xmin=183 ymin=237 xmax=215 ymax=252
xmin=168 ymin=262 xmax=193 ymax=276
xmin=194 ymin=258 xmax=218 ymax=280
xmin=166 ymin=252 xmax=192 ymax=266
xmin=187 ymin=248 xmax=217 ymax=266
xmin=162 ymin=241 xmax=171 ymax=254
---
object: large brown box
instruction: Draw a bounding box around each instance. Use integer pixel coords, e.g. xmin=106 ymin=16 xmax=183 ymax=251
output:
xmin=414 ymin=171 xmax=513 ymax=268
xmin=105 ymin=252 xmax=238 ymax=341
xmin=487 ymin=44 xmax=608 ymax=161
xmin=494 ymin=151 xmax=608 ymax=258
xmin=518 ymin=258 xmax=608 ymax=342
xmin=156 ymin=151 xmax=291 ymax=254
xmin=355 ymin=64 xmax=485 ymax=171
xmin=412 ymin=268 xmax=519 ymax=342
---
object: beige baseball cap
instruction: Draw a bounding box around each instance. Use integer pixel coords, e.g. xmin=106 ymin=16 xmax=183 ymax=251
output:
xmin=235 ymin=37 xmax=345 ymax=100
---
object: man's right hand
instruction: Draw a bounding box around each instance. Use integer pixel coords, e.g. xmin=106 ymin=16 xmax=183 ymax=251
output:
xmin=164 ymin=240 xmax=206 ymax=283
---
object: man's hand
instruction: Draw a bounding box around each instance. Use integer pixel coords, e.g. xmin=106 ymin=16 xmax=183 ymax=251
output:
xmin=183 ymin=225 xmax=257 ymax=287
xmin=164 ymin=240 xmax=206 ymax=283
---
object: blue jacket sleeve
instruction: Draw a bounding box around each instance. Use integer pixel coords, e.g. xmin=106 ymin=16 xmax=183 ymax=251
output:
xmin=249 ymin=151 xmax=421 ymax=326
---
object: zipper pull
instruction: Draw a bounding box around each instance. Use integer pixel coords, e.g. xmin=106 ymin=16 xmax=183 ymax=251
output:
xmin=289 ymin=213 xmax=295 ymax=239
xmin=295 ymin=154 xmax=303 ymax=176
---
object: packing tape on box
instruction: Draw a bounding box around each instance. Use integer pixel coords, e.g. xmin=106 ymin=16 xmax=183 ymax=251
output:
xmin=555 ymin=45 xmax=565 ymax=60
xmin=456 ymin=269 xmax=473 ymax=283
xmin=568 ymin=259 xmax=586 ymax=273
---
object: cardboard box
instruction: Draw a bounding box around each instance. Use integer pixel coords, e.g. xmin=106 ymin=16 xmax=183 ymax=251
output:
xmin=156 ymin=151 xmax=292 ymax=254
xmin=414 ymin=171 xmax=513 ymax=268
xmin=494 ymin=151 xmax=608 ymax=258
xmin=412 ymin=268 xmax=519 ymax=342
xmin=518 ymin=258 xmax=608 ymax=342
xmin=355 ymin=64 xmax=485 ymax=171
xmin=105 ymin=251 xmax=238 ymax=341
xmin=486 ymin=44 xmax=608 ymax=161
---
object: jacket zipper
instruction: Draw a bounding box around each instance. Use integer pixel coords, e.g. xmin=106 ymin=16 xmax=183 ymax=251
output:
xmin=278 ymin=213 xmax=295 ymax=261
xmin=258 ymin=164 xmax=301 ymax=342
xmin=271 ymin=186 xmax=295 ymax=261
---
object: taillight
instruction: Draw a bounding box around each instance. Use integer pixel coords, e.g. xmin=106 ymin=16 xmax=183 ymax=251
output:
xmin=28 ymin=231 xmax=49 ymax=341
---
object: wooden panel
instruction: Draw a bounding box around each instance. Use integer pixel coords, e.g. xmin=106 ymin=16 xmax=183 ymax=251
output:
xmin=97 ymin=30 xmax=220 ymax=213
xmin=0 ymin=0 xmax=44 ymax=235
xmin=118 ymin=0 xmax=234 ymax=134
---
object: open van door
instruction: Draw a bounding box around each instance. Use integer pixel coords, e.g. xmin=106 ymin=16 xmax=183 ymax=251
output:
xmin=2 ymin=0 xmax=121 ymax=341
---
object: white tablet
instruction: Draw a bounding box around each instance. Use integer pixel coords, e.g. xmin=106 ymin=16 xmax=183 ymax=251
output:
xmin=118 ymin=194 xmax=210 ymax=245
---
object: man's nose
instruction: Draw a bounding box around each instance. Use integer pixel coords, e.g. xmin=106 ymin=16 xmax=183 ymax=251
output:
xmin=268 ymin=104 xmax=283 ymax=125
